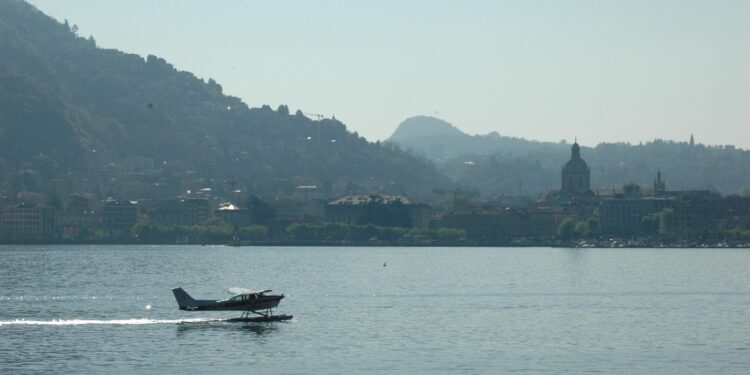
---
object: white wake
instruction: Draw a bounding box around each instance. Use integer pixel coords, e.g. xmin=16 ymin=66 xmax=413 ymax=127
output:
xmin=0 ymin=317 xmax=221 ymax=326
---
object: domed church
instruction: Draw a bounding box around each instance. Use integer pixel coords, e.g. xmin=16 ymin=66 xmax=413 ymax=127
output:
xmin=561 ymin=142 xmax=591 ymax=194
xmin=541 ymin=141 xmax=595 ymax=205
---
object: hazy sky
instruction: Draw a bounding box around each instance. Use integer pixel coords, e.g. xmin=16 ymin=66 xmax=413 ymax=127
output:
xmin=27 ymin=0 xmax=750 ymax=148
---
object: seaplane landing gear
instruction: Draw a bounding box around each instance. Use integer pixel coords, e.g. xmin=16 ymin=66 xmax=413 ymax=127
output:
xmin=234 ymin=308 xmax=293 ymax=323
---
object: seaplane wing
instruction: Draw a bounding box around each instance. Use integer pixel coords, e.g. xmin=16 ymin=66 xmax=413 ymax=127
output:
xmin=226 ymin=287 xmax=272 ymax=295
xmin=226 ymin=287 xmax=255 ymax=295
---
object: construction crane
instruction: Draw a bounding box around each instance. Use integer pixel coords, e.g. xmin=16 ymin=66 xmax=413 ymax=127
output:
xmin=302 ymin=112 xmax=324 ymax=148
xmin=303 ymin=112 xmax=325 ymax=121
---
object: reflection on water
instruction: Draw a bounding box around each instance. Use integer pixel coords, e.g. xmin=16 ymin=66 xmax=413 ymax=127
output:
xmin=242 ymin=323 xmax=281 ymax=336
xmin=175 ymin=319 xmax=284 ymax=336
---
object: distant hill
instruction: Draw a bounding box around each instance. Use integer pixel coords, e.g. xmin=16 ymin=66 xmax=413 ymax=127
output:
xmin=388 ymin=116 xmax=750 ymax=197
xmin=389 ymin=116 xmax=567 ymax=162
xmin=389 ymin=116 xmax=466 ymax=142
xmin=0 ymin=0 xmax=451 ymax=199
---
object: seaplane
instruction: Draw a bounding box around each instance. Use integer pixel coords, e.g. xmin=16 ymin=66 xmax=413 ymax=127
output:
xmin=172 ymin=286 xmax=292 ymax=322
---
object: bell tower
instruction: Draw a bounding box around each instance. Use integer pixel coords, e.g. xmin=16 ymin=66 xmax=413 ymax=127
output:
xmin=653 ymin=170 xmax=666 ymax=195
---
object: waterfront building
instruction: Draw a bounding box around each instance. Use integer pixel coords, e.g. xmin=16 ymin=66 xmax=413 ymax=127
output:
xmin=56 ymin=194 xmax=99 ymax=240
xmin=102 ymin=199 xmax=137 ymax=236
xmin=441 ymin=205 xmax=575 ymax=241
xmin=269 ymin=198 xmax=326 ymax=223
xmin=669 ymin=191 xmax=723 ymax=233
xmin=0 ymin=203 xmax=55 ymax=241
xmin=441 ymin=209 xmax=527 ymax=241
xmin=325 ymin=194 xmax=430 ymax=229
xmin=141 ymin=199 xmax=182 ymax=226
xmin=140 ymin=198 xmax=210 ymax=226
xmin=525 ymin=206 xmax=572 ymax=237
xmin=598 ymin=197 xmax=673 ymax=236
xmin=215 ymin=203 xmax=253 ymax=228
xmin=181 ymin=198 xmax=210 ymax=226
xmin=447 ymin=209 xmax=513 ymax=240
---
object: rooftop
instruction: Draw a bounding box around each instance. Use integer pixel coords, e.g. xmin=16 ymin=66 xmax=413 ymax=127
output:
xmin=329 ymin=194 xmax=410 ymax=206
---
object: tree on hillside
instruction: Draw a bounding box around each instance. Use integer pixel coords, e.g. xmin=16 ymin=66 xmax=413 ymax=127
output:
xmin=557 ymin=218 xmax=576 ymax=241
xmin=659 ymin=208 xmax=673 ymax=236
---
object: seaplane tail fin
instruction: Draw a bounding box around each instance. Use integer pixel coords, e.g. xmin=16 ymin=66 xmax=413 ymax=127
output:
xmin=172 ymin=287 xmax=197 ymax=308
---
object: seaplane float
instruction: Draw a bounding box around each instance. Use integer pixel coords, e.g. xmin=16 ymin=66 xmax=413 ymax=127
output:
xmin=172 ymin=286 xmax=292 ymax=322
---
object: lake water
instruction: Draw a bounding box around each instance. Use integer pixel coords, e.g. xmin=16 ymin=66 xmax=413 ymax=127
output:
xmin=0 ymin=245 xmax=748 ymax=374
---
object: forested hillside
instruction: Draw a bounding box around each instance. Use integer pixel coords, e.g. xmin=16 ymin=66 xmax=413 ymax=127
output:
xmin=2 ymin=0 xmax=746 ymax=203
xmin=0 ymin=0 xmax=450 ymax=199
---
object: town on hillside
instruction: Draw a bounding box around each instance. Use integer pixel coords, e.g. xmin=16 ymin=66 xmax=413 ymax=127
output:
xmin=1 ymin=142 xmax=748 ymax=247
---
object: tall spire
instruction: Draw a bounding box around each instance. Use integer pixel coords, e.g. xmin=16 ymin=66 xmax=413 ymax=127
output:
xmin=571 ymin=142 xmax=581 ymax=159
xmin=689 ymin=134 xmax=695 ymax=146
xmin=654 ymin=170 xmax=666 ymax=194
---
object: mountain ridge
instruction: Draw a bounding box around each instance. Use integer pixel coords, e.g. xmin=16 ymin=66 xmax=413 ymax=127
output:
xmin=0 ymin=0 xmax=451 ymax=200
xmin=388 ymin=115 xmax=750 ymax=197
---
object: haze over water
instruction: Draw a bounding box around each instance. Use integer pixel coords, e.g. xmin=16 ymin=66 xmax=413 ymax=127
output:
xmin=1 ymin=245 xmax=749 ymax=373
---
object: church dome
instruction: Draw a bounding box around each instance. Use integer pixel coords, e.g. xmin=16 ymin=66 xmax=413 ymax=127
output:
xmin=562 ymin=156 xmax=590 ymax=175
xmin=562 ymin=143 xmax=590 ymax=175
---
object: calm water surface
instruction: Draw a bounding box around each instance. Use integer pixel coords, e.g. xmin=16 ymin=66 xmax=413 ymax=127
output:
xmin=1 ymin=245 xmax=749 ymax=374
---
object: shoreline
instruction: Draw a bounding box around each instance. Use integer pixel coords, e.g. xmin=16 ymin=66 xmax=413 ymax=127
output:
xmin=0 ymin=239 xmax=748 ymax=248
